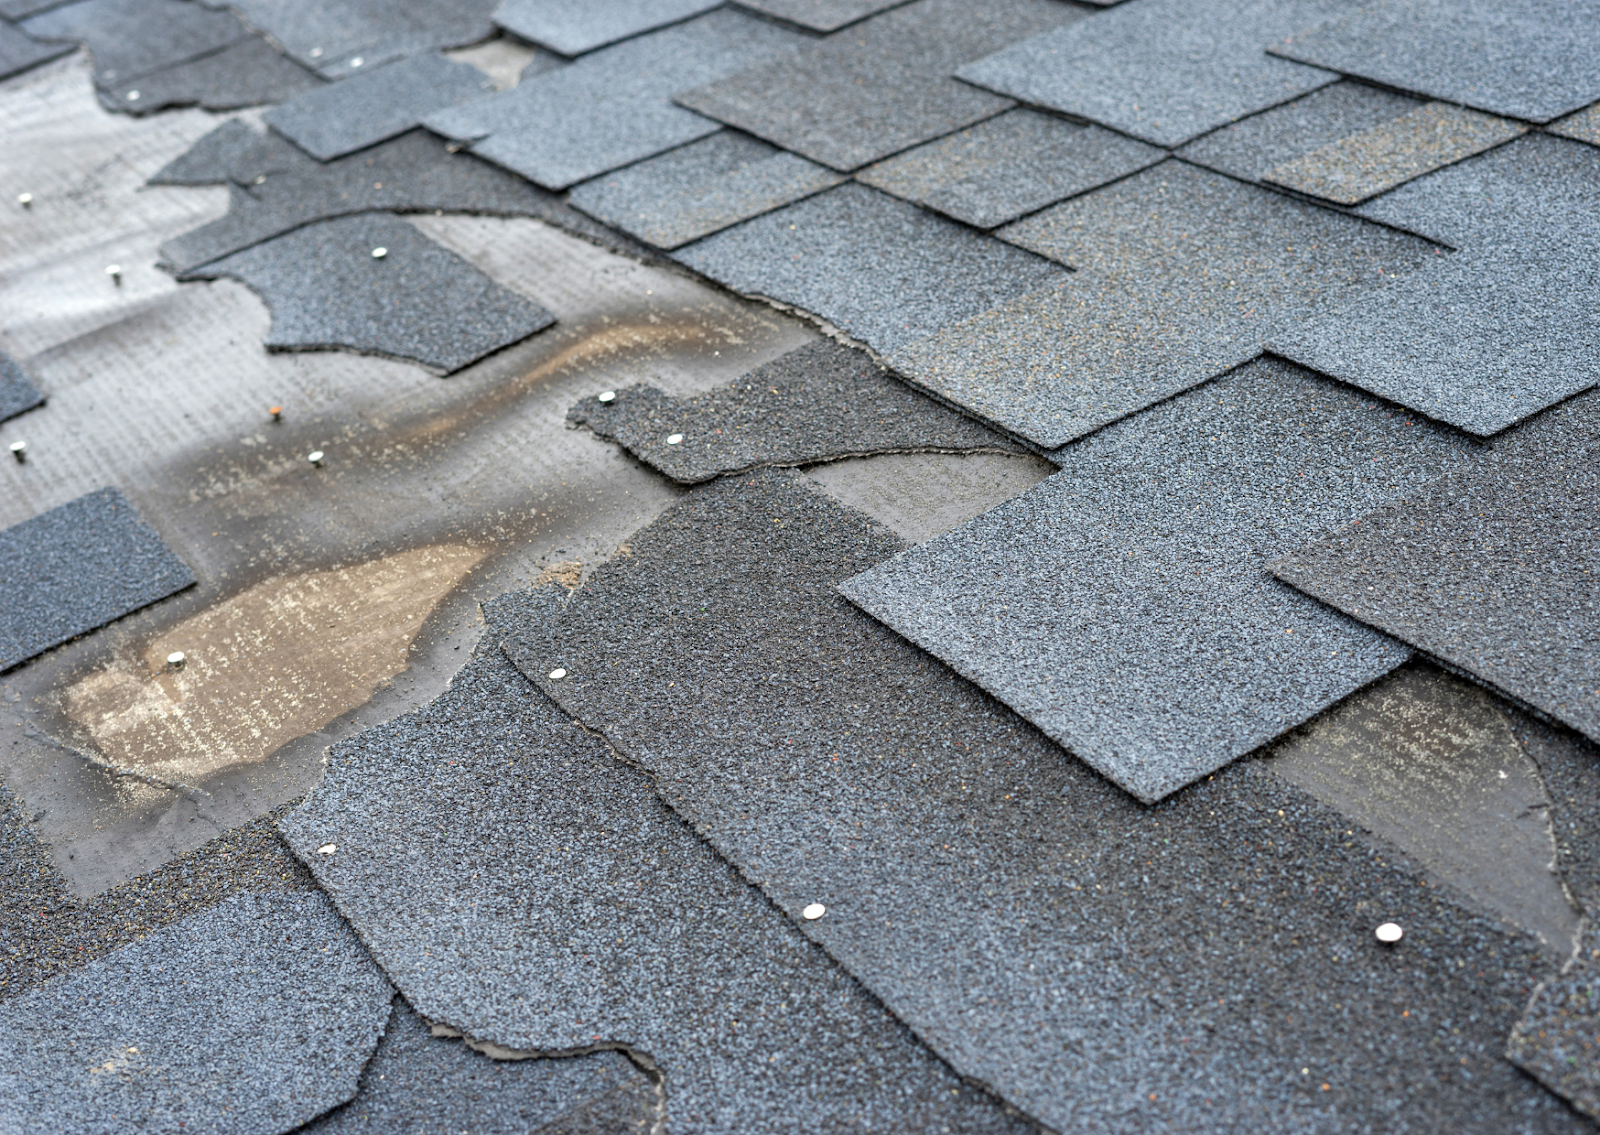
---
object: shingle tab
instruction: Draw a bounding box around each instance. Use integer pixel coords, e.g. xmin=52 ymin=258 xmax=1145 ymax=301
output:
xmin=97 ymin=34 xmax=321 ymax=114
xmin=0 ymin=350 xmax=45 ymax=424
xmin=203 ymin=0 xmax=499 ymax=78
xmin=731 ymin=0 xmax=908 ymax=33
xmin=1550 ymin=103 xmax=1600 ymax=148
xmin=22 ymin=0 xmax=245 ymax=87
xmin=1508 ymin=923 xmax=1600 ymax=1121
xmin=0 ymin=16 xmax=71 ymax=81
xmin=491 ymin=0 xmax=720 ymax=56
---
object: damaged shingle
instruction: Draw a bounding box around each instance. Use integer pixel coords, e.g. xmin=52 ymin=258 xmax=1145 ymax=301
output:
xmin=1550 ymin=103 xmax=1600 ymax=148
xmin=0 ymin=350 xmax=45 ymax=424
xmin=491 ymin=0 xmax=721 ymax=57
xmin=22 ymin=0 xmax=247 ymax=91
xmin=1508 ymin=925 xmax=1600 ymax=1121
xmin=93 ymin=34 xmax=322 ymax=114
xmin=205 ymin=0 xmax=500 ymax=79
xmin=0 ymin=17 xmax=71 ymax=81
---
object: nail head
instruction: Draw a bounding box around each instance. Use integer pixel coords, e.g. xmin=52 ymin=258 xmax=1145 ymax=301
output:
xmin=125 ymin=90 xmax=139 ymax=101
xmin=666 ymin=433 xmax=683 ymax=445
xmin=597 ymin=391 xmax=616 ymax=403
xmin=1375 ymin=922 xmax=1403 ymax=944
xmin=16 ymin=193 xmax=31 ymax=206
xmin=8 ymin=440 xmax=24 ymax=462
xmin=802 ymin=903 xmax=826 ymax=920
xmin=548 ymin=668 xmax=567 ymax=680
xmin=349 ymin=56 xmax=363 ymax=66
xmin=317 ymin=843 xmax=337 ymax=855
xmin=166 ymin=651 xmax=186 ymax=669
xmin=269 ymin=405 xmax=283 ymax=421
xmin=371 ymin=247 xmax=387 ymax=259
xmin=307 ymin=450 xmax=325 ymax=466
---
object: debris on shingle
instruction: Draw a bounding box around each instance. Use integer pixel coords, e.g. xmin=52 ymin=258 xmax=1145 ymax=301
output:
xmin=0 ymin=891 xmax=392 ymax=1134
xmin=185 ymin=213 xmax=556 ymax=374
xmin=492 ymin=0 xmax=720 ymax=56
xmin=956 ymin=0 xmax=1341 ymax=147
xmin=426 ymin=9 xmax=808 ymax=190
xmin=1273 ymin=0 xmax=1600 ymax=123
xmin=496 ymin=467 xmax=1579 ymax=1132
xmin=96 ymin=33 xmax=322 ymax=114
xmin=1550 ymin=103 xmax=1600 ymax=147
xmin=856 ymin=107 xmax=1163 ymax=229
xmin=675 ymin=0 xmax=1080 ymax=172
xmin=263 ymin=53 xmax=491 ymax=161
xmin=567 ymin=130 xmax=844 ymax=250
xmin=279 ymin=642 xmax=1039 ymax=1135
xmin=730 ymin=0 xmax=908 ymax=33
xmin=674 ymin=182 xmax=1062 ymax=354
xmin=0 ymin=350 xmax=45 ymax=424
xmin=568 ymin=339 xmax=1022 ymax=484
xmin=0 ymin=16 xmax=71 ymax=81
xmin=210 ymin=0 xmax=499 ymax=78
xmin=0 ymin=488 xmax=194 ymax=673
xmin=1508 ymin=923 xmax=1600 ymax=1120
xmin=22 ymin=0 xmax=246 ymax=91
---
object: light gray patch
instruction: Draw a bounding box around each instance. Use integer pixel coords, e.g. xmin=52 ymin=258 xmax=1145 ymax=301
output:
xmin=491 ymin=0 xmax=720 ymax=56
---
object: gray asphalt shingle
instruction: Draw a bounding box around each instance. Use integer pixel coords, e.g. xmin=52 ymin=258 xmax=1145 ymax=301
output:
xmin=0 ymin=16 xmax=71 ymax=80
xmin=96 ymin=34 xmax=321 ymax=114
xmin=731 ymin=0 xmax=908 ymax=32
xmin=22 ymin=0 xmax=246 ymax=88
xmin=1508 ymin=925 xmax=1600 ymax=1122
xmin=1551 ymin=103 xmax=1600 ymax=147
xmin=201 ymin=0 xmax=499 ymax=78
xmin=491 ymin=0 xmax=720 ymax=56
xmin=0 ymin=350 xmax=45 ymax=424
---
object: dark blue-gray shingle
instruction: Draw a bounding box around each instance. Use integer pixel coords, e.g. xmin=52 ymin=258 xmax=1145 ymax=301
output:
xmin=202 ymin=0 xmax=498 ymax=78
xmin=0 ymin=351 xmax=45 ymax=424
xmin=97 ymin=33 xmax=322 ymax=114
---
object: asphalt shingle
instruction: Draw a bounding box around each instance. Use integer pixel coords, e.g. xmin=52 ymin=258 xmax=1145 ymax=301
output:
xmin=1550 ymin=103 xmax=1600 ymax=147
xmin=96 ymin=34 xmax=322 ymax=114
xmin=491 ymin=0 xmax=720 ymax=56
xmin=731 ymin=0 xmax=908 ymax=32
xmin=22 ymin=0 xmax=246 ymax=89
xmin=0 ymin=16 xmax=70 ymax=81
xmin=203 ymin=0 xmax=499 ymax=78
xmin=1508 ymin=925 xmax=1600 ymax=1122
xmin=0 ymin=350 xmax=44 ymax=424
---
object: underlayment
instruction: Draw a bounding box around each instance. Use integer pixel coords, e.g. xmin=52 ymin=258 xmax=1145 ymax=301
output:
xmin=0 ymin=487 xmax=194 ymax=672
xmin=1270 ymin=391 xmax=1600 ymax=746
xmin=301 ymin=999 xmax=657 ymax=1134
xmin=567 ymin=130 xmax=844 ymax=250
xmin=1273 ymin=0 xmax=1600 ymax=123
xmin=201 ymin=0 xmax=500 ymax=78
xmin=425 ymin=9 xmax=808 ymax=190
xmin=492 ymin=0 xmax=720 ymax=56
xmin=0 ymin=17 xmax=70 ymax=81
xmin=1508 ymin=924 xmax=1600 ymax=1122
xmin=842 ymin=359 xmax=1479 ymax=803
xmin=21 ymin=0 xmax=247 ymax=92
xmin=731 ymin=0 xmax=908 ymax=32
xmin=263 ymin=53 xmax=491 ymax=161
xmin=567 ymin=339 xmax=1020 ymax=483
xmin=955 ymin=0 xmax=1341 ymax=147
xmin=279 ymin=643 xmax=1039 ymax=1135
xmin=185 ymin=213 xmax=557 ymax=373
xmin=856 ymin=108 xmax=1163 ymax=229
xmin=674 ymin=182 xmax=1063 ymax=354
xmin=0 ymin=890 xmax=393 ymax=1134
xmin=1551 ymin=103 xmax=1600 ymax=147
xmin=94 ymin=33 xmax=322 ymax=114
xmin=674 ymin=0 xmax=1078 ymax=172
xmin=0 ymin=349 xmax=44 ymax=423
xmin=496 ymin=469 xmax=1581 ymax=1134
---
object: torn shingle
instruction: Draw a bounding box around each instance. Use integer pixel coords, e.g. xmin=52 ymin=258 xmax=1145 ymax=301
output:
xmin=673 ymin=182 xmax=1063 ymax=354
xmin=566 ymin=130 xmax=844 ymax=250
xmin=146 ymin=117 xmax=260 ymax=185
xmin=0 ymin=350 xmax=45 ymax=424
xmin=0 ymin=488 xmax=194 ymax=673
xmin=568 ymin=339 xmax=1022 ymax=484
xmin=955 ymin=0 xmax=1341 ymax=148
xmin=674 ymin=0 xmax=1080 ymax=172
xmin=425 ymin=9 xmax=808 ymax=191
xmin=1272 ymin=0 xmax=1600 ymax=123
xmin=262 ymin=53 xmax=491 ymax=161
xmin=0 ymin=16 xmax=71 ymax=81
xmin=1514 ymin=715 xmax=1600 ymax=920
xmin=1550 ymin=103 xmax=1600 ymax=148
xmin=1508 ymin=924 xmax=1600 ymax=1121
xmin=184 ymin=213 xmax=556 ymax=374
xmin=96 ymin=33 xmax=322 ymax=114
xmin=205 ymin=0 xmax=499 ymax=79
xmin=496 ymin=468 xmax=1580 ymax=1132
xmin=855 ymin=107 xmax=1163 ymax=229
xmin=730 ymin=0 xmax=908 ymax=33
xmin=279 ymin=643 xmax=1040 ymax=1135
xmin=491 ymin=0 xmax=720 ymax=56
xmin=0 ymin=891 xmax=392 ymax=1133
xmin=20 ymin=0 xmax=247 ymax=92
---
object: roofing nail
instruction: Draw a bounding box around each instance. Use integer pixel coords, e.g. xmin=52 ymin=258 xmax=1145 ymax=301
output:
xmin=310 ymin=46 xmax=322 ymax=57
xmin=802 ymin=903 xmax=826 ymax=920
xmin=548 ymin=668 xmax=567 ymax=680
xmin=16 ymin=193 xmax=31 ymax=208
xmin=166 ymin=651 xmax=185 ymax=670
xmin=269 ymin=405 xmax=282 ymax=423
xmin=371 ymin=247 xmax=387 ymax=259
xmin=125 ymin=90 xmax=139 ymax=102
xmin=307 ymin=450 xmax=325 ymax=467
xmin=597 ymin=390 xmax=616 ymax=403
xmin=666 ymin=433 xmax=683 ymax=445
xmin=349 ymin=56 xmax=364 ymax=67
xmin=106 ymin=264 xmax=121 ymax=284
xmin=1375 ymin=922 xmax=1403 ymax=944
xmin=316 ymin=843 xmax=337 ymax=855
xmin=8 ymin=440 xmax=24 ymax=463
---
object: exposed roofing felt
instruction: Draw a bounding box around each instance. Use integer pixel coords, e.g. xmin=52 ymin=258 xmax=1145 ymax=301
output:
xmin=855 ymin=107 xmax=1164 ymax=229
xmin=1551 ymin=103 xmax=1600 ymax=147
xmin=184 ymin=212 xmax=557 ymax=374
xmin=200 ymin=0 xmax=499 ymax=78
xmin=673 ymin=182 xmax=1064 ymax=354
xmin=278 ymin=640 xmax=1038 ymax=1135
xmin=1272 ymin=0 xmax=1600 ymax=123
xmin=425 ymin=9 xmax=808 ymax=190
xmin=730 ymin=0 xmax=909 ymax=33
xmin=1508 ymin=925 xmax=1600 ymax=1122
xmin=0 ymin=891 xmax=393 ymax=1134
xmin=496 ymin=468 xmax=1580 ymax=1133
xmin=0 ymin=16 xmax=70 ymax=81
xmin=491 ymin=0 xmax=720 ymax=57
xmin=262 ymin=53 xmax=491 ymax=161
xmin=0 ymin=487 xmax=194 ymax=673
xmin=955 ymin=0 xmax=1342 ymax=148
xmin=566 ymin=130 xmax=844 ymax=250
xmin=96 ymin=34 xmax=322 ymax=114
xmin=21 ymin=0 xmax=245 ymax=87
xmin=0 ymin=350 xmax=45 ymax=423
xmin=567 ymin=338 xmax=1021 ymax=484
xmin=674 ymin=0 xmax=1079 ymax=172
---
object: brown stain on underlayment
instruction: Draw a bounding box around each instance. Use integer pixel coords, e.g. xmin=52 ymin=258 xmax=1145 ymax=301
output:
xmin=63 ymin=544 xmax=485 ymax=782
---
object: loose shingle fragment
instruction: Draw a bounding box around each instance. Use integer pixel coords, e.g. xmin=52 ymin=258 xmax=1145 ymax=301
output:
xmin=0 ymin=891 xmax=392 ymax=1134
xmin=0 ymin=350 xmax=45 ymax=424
xmin=492 ymin=0 xmax=720 ymax=56
xmin=730 ymin=0 xmax=907 ymax=32
xmin=426 ymin=9 xmax=807 ymax=190
xmin=495 ymin=468 xmax=1581 ymax=1133
xmin=956 ymin=0 xmax=1340 ymax=147
xmin=1272 ymin=0 xmax=1600 ymax=123
xmin=0 ymin=488 xmax=194 ymax=673
xmin=567 ymin=130 xmax=844 ymax=250
xmin=674 ymin=182 xmax=1063 ymax=354
xmin=22 ymin=0 xmax=246 ymax=89
xmin=856 ymin=108 xmax=1163 ymax=229
xmin=263 ymin=53 xmax=491 ymax=161
xmin=97 ymin=34 xmax=322 ymax=114
xmin=568 ymin=339 xmax=1021 ymax=484
xmin=205 ymin=0 xmax=499 ymax=78
xmin=1550 ymin=103 xmax=1600 ymax=147
xmin=0 ymin=16 xmax=71 ymax=80
xmin=186 ymin=213 xmax=555 ymax=374
xmin=1508 ymin=925 xmax=1600 ymax=1121
xmin=675 ymin=0 xmax=1079 ymax=172
xmin=279 ymin=643 xmax=1039 ymax=1135
xmin=146 ymin=117 xmax=260 ymax=185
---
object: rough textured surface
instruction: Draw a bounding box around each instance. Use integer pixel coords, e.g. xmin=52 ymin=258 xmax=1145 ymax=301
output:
xmin=856 ymin=108 xmax=1163 ymax=229
xmin=731 ymin=0 xmax=908 ymax=32
xmin=1273 ymin=0 xmax=1600 ymax=123
xmin=263 ymin=53 xmax=491 ymax=161
xmin=279 ymin=642 xmax=1039 ymax=1135
xmin=957 ymin=0 xmax=1340 ymax=147
xmin=426 ymin=9 xmax=808 ymax=190
xmin=497 ymin=469 xmax=1580 ymax=1134
xmin=1550 ymin=103 xmax=1600 ymax=147
xmin=146 ymin=117 xmax=266 ymax=185
xmin=0 ymin=488 xmax=194 ymax=673
xmin=1515 ymin=714 xmax=1600 ymax=920
xmin=804 ymin=451 xmax=1055 ymax=544
xmin=674 ymin=182 xmax=1063 ymax=354
xmin=843 ymin=359 xmax=1479 ymax=803
xmin=0 ymin=350 xmax=44 ymax=424
xmin=22 ymin=0 xmax=246 ymax=90
xmin=186 ymin=213 xmax=556 ymax=374
xmin=568 ymin=339 xmax=1021 ymax=483
xmin=1508 ymin=924 xmax=1600 ymax=1121
xmin=567 ymin=130 xmax=844 ymax=250
xmin=675 ymin=0 xmax=1078 ymax=172
xmin=0 ymin=891 xmax=392 ymax=1134
xmin=0 ymin=16 xmax=70 ymax=80
xmin=492 ymin=0 xmax=720 ymax=56
xmin=205 ymin=0 xmax=500 ymax=78
xmin=95 ymin=33 xmax=322 ymax=114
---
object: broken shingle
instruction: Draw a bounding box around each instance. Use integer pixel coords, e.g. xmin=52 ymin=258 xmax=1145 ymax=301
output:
xmin=566 ymin=130 xmax=844 ymax=250
xmin=21 ymin=0 xmax=246 ymax=89
xmin=855 ymin=108 xmax=1163 ymax=229
xmin=1508 ymin=924 xmax=1600 ymax=1121
xmin=1514 ymin=714 xmax=1600 ymax=920
xmin=425 ymin=9 xmax=808 ymax=190
xmin=730 ymin=0 xmax=908 ymax=33
xmin=567 ymin=339 xmax=1022 ymax=484
xmin=1550 ymin=103 xmax=1600 ymax=148
xmin=0 ymin=891 xmax=392 ymax=1134
xmin=205 ymin=0 xmax=499 ymax=78
xmin=185 ymin=213 xmax=556 ymax=374
xmin=674 ymin=0 xmax=1080 ymax=172
xmin=0 ymin=350 xmax=45 ymax=424
xmin=262 ymin=53 xmax=491 ymax=161
xmin=673 ymin=182 xmax=1063 ymax=354
xmin=146 ymin=117 xmax=260 ymax=185
xmin=0 ymin=17 xmax=71 ymax=81
xmin=491 ymin=0 xmax=720 ymax=56
xmin=96 ymin=33 xmax=322 ymax=114
xmin=0 ymin=488 xmax=194 ymax=673
xmin=955 ymin=0 xmax=1341 ymax=148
